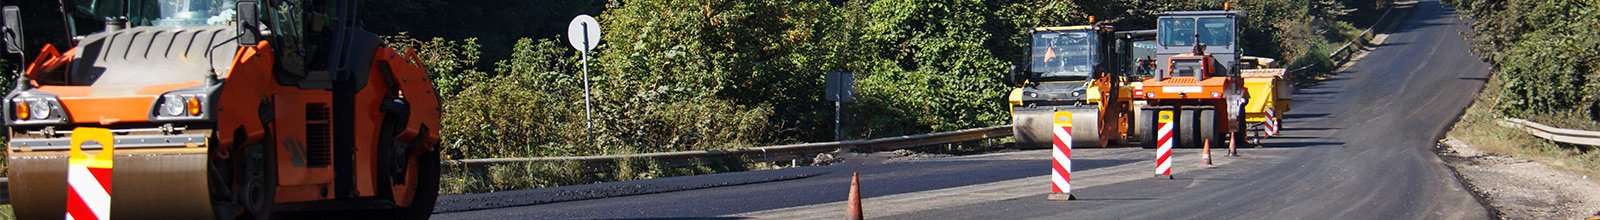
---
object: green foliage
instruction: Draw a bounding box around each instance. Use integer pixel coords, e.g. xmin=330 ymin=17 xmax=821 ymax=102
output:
xmin=1289 ymin=42 xmax=1337 ymax=80
xmin=847 ymin=0 xmax=1015 ymax=135
xmin=592 ymin=0 xmax=803 ymax=151
xmin=440 ymin=161 xmax=590 ymax=194
xmin=412 ymin=0 xmax=1366 ymax=152
xmin=1495 ymin=29 xmax=1600 ymax=116
xmin=384 ymin=34 xmax=487 ymax=98
xmin=377 ymin=0 xmax=1371 ymax=193
xmin=1448 ymin=0 xmax=1600 ymax=119
xmin=438 ymin=38 xmax=590 ymax=159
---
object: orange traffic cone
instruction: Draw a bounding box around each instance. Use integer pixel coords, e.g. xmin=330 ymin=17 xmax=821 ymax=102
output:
xmin=1203 ymin=139 xmax=1213 ymax=165
xmin=847 ymin=172 xmax=863 ymax=220
xmin=1228 ymin=133 xmax=1241 ymax=157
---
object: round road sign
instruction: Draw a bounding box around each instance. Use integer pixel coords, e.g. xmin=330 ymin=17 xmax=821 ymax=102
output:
xmin=567 ymin=15 xmax=601 ymax=52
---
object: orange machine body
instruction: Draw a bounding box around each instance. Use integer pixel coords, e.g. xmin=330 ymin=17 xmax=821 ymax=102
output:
xmin=1138 ymin=51 xmax=1247 ymax=146
xmin=7 ymin=29 xmax=440 ymax=219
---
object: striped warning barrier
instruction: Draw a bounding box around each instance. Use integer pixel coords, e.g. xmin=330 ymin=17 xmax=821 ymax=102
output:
xmin=1048 ymin=111 xmax=1076 ymax=201
xmin=1155 ymin=110 xmax=1174 ymax=179
xmin=66 ymin=127 xmax=116 ymax=220
xmin=1265 ymin=107 xmax=1279 ymax=137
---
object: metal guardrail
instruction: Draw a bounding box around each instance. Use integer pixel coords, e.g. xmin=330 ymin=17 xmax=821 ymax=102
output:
xmin=1502 ymin=118 xmax=1600 ymax=146
xmin=442 ymin=125 xmax=1014 ymax=168
xmin=1328 ymin=3 xmax=1400 ymax=65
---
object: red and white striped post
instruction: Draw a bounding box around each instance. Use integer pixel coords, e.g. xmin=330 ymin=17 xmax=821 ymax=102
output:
xmin=1265 ymin=107 xmax=1279 ymax=137
xmin=1048 ymin=111 xmax=1076 ymax=201
xmin=1155 ymin=110 xmax=1175 ymax=179
xmin=66 ymin=127 xmax=116 ymax=220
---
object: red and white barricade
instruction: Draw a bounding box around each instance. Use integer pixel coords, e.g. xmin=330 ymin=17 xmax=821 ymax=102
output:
xmin=66 ymin=128 xmax=116 ymax=220
xmin=1265 ymin=107 xmax=1279 ymax=137
xmin=1048 ymin=111 xmax=1076 ymax=201
xmin=1155 ymin=110 xmax=1174 ymax=179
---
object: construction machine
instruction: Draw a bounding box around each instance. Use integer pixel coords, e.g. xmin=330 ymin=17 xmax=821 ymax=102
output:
xmin=1137 ymin=10 xmax=1290 ymax=148
xmin=1007 ymin=24 xmax=1136 ymax=149
xmin=1117 ymin=29 xmax=1159 ymax=145
xmin=2 ymin=0 xmax=442 ymax=219
xmin=1238 ymin=56 xmax=1294 ymax=144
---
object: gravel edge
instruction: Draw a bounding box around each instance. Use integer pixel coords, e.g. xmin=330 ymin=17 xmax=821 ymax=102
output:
xmin=1437 ymin=137 xmax=1600 ymax=219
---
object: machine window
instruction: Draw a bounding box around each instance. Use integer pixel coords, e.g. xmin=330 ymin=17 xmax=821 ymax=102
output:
xmin=1131 ymin=40 xmax=1157 ymax=77
xmin=1030 ymin=30 xmax=1099 ymax=80
xmin=1198 ymin=17 xmax=1234 ymax=46
xmin=1159 ymin=18 xmax=1195 ymax=46
xmin=76 ymin=0 xmax=238 ymax=27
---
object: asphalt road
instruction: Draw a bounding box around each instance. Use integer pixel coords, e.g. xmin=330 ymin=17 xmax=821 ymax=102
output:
xmin=433 ymin=0 xmax=1493 ymax=219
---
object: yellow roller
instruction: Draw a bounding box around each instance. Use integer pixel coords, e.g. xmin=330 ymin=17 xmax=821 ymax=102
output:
xmin=1012 ymin=106 xmax=1102 ymax=149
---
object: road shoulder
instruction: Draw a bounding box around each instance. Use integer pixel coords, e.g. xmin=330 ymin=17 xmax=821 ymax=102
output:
xmin=1439 ymin=137 xmax=1600 ymax=219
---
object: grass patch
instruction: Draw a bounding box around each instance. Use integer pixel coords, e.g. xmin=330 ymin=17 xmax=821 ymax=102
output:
xmin=1 ymin=204 xmax=12 ymax=220
xmin=438 ymin=156 xmax=793 ymax=195
xmin=1448 ymin=77 xmax=1600 ymax=177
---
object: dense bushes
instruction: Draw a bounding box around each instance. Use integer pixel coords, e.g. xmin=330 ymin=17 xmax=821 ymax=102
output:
xmin=387 ymin=0 xmax=1371 ymax=163
xmin=1446 ymin=0 xmax=1600 ymax=119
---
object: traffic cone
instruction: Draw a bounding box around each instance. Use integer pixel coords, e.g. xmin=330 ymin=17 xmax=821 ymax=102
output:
xmin=847 ymin=172 xmax=863 ymax=220
xmin=1202 ymin=139 xmax=1213 ymax=165
xmin=1228 ymin=133 xmax=1241 ymax=157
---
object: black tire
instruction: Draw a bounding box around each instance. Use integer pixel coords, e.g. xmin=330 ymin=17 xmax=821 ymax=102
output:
xmin=373 ymin=101 xmax=437 ymax=219
xmin=399 ymin=148 xmax=440 ymax=220
xmin=1137 ymin=109 xmax=1156 ymax=149
xmin=241 ymin=143 xmax=276 ymax=220
xmin=1199 ymin=109 xmax=1221 ymax=149
xmin=1177 ymin=109 xmax=1197 ymax=148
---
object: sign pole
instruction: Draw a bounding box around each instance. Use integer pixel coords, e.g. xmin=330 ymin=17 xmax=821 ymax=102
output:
xmin=835 ymin=100 xmax=842 ymax=141
xmin=582 ymin=48 xmax=593 ymax=150
xmin=570 ymin=15 xmax=601 ymax=151
xmin=825 ymin=71 xmax=853 ymax=142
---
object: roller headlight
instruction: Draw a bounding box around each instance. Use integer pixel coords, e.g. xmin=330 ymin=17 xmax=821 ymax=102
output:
xmin=9 ymin=95 xmax=68 ymax=125
xmin=151 ymin=91 xmax=211 ymax=121
xmin=162 ymin=95 xmax=187 ymax=116
xmin=27 ymin=99 xmax=50 ymax=119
